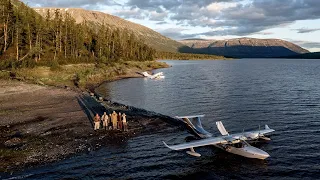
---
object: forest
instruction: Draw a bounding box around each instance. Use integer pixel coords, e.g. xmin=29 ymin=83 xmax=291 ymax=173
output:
xmin=0 ymin=0 xmax=156 ymax=70
xmin=156 ymin=51 xmax=225 ymax=60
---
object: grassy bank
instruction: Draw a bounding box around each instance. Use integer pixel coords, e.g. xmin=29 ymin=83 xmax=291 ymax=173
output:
xmin=0 ymin=61 xmax=169 ymax=90
xmin=156 ymin=51 xmax=230 ymax=60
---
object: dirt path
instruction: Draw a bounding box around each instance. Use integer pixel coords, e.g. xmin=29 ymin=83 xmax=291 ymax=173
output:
xmin=0 ymin=80 xmax=182 ymax=173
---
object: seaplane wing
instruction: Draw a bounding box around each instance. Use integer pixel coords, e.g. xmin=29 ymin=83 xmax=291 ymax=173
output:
xmin=163 ymin=137 xmax=227 ymax=151
xmin=175 ymin=115 xmax=205 ymax=119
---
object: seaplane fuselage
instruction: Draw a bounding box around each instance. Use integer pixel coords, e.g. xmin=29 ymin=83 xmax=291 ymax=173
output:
xmin=214 ymin=141 xmax=270 ymax=159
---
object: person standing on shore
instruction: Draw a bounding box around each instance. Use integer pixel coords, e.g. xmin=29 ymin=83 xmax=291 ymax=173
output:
xmin=111 ymin=111 xmax=118 ymax=130
xmin=108 ymin=113 xmax=112 ymax=130
xmin=101 ymin=112 xmax=109 ymax=130
xmin=122 ymin=113 xmax=128 ymax=131
xmin=118 ymin=112 xmax=122 ymax=130
xmin=94 ymin=113 xmax=101 ymax=130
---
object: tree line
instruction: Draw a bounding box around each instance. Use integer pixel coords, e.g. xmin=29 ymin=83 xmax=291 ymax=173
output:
xmin=0 ymin=0 xmax=156 ymax=69
xmin=155 ymin=51 xmax=225 ymax=60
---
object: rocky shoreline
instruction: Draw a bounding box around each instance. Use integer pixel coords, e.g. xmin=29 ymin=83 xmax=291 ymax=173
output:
xmin=0 ymin=80 xmax=183 ymax=173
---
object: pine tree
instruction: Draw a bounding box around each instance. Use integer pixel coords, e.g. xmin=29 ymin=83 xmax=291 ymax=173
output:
xmin=0 ymin=1 xmax=156 ymax=68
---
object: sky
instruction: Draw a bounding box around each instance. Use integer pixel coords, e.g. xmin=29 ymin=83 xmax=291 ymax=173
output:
xmin=22 ymin=0 xmax=320 ymax=52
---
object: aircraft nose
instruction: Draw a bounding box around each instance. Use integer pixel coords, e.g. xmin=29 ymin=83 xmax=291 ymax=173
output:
xmin=259 ymin=150 xmax=270 ymax=159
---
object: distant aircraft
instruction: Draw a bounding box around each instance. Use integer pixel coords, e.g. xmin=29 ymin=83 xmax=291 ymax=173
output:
xmin=141 ymin=71 xmax=165 ymax=79
xmin=163 ymin=115 xmax=275 ymax=159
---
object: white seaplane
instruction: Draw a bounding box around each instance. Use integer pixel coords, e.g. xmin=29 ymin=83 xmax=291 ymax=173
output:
xmin=141 ymin=71 xmax=165 ymax=79
xmin=163 ymin=115 xmax=275 ymax=159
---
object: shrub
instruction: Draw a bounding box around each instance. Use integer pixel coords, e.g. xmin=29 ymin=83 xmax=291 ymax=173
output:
xmin=21 ymin=59 xmax=36 ymax=68
xmin=0 ymin=71 xmax=11 ymax=79
xmin=0 ymin=59 xmax=15 ymax=70
xmin=49 ymin=60 xmax=61 ymax=71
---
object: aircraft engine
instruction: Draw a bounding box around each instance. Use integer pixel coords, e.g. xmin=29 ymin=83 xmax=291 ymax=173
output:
xmin=245 ymin=132 xmax=259 ymax=139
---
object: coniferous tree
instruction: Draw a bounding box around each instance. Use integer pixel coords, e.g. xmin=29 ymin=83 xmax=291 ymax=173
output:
xmin=0 ymin=1 xmax=156 ymax=69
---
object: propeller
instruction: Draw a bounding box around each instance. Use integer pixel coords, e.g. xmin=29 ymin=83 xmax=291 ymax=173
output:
xmin=258 ymin=124 xmax=266 ymax=138
xmin=240 ymin=128 xmax=246 ymax=140
xmin=258 ymin=124 xmax=262 ymax=137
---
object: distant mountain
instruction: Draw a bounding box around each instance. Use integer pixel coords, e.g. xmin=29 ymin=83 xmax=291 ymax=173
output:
xmin=282 ymin=52 xmax=320 ymax=59
xmin=179 ymin=38 xmax=309 ymax=58
xmin=33 ymin=8 xmax=184 ymax=52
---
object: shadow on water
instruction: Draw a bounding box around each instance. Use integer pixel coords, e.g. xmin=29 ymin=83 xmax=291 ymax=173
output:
xmin=159 ymin=133 xmax=272 ymax=180
xmin=162 ymin=146 xmax=270 ymax=180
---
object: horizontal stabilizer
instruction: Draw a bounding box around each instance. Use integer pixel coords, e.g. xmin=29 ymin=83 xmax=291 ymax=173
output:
xmin=216 ymin=121 xmax=229 ymax=136
xmin=248 ymin=125 xmax=275 ymax=136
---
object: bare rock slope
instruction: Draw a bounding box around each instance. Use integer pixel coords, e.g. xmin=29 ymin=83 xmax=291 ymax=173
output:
xmin=34 ymin=8 xmax=183 ymax=52
xmin=180 ymin=38 xmax=309 ymax=58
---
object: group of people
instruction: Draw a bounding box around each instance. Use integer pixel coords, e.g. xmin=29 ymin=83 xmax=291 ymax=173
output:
xmin=93 ymin=111 xmax=128 ymax=131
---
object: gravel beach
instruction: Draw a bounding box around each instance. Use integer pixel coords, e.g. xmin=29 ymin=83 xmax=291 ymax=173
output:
xmin=0 ymin=80 xmax=182 ymax=173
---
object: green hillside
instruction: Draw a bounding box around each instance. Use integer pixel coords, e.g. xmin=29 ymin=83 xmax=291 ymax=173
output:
xmin=0 ymin=0 xmax=156 ymax=70
xmin=34 ymin=8 xmax=184 ymax=53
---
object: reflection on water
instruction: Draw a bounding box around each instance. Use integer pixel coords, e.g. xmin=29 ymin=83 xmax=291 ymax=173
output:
xmin=3 ymin=59 xmax=320 ymax=179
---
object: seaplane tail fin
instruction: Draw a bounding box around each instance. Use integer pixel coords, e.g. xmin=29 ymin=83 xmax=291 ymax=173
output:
xmin=216 ymin=121 xmax=229 ymax=136
xmin=142 ymin=72 xmax=151 ymax=77
xmin=265 ymin=125 xmax=270 ymax=130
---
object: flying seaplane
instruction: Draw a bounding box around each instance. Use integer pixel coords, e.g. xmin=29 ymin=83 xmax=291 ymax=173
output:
xmin=163 ymin=115 xmax=275 ymax=159
xmin=141 ymin=71 xmax=165 ymax=79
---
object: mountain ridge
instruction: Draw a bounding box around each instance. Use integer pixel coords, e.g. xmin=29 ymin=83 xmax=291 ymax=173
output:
xmin=180 ymin=37 xmax=309 ymax=58
xmin=32 ymin=7 xmax=309 ymax=58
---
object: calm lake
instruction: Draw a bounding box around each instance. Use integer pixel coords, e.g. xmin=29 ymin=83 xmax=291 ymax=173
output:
xmin=3 ymin=59 xmax=320 ymax=179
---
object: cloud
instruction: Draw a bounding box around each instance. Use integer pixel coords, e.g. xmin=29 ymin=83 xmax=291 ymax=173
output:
xmin=289 ymin=40 xmax=320 ymax=49
xmin=21 ymin=0 xmax=120 ymax=9
xmin=255 ymin=32 xmax=274 ymax=35
xmin=113 ymin=7 xmax=146 ymax=19
xmin=294 ymin=28 xmax=320 ymax=33
xmin=156 ymin=21 xmax=168 ymax=25
xmin=126 ymin=0 xmax=223 ymax=11
xmin=21 ymin=0 xmax=320 ymax=41
xmin=124 ymin=0 xmax=320 ymax=37
xmin=148 ymin=11 xmax=169 ymax=21
xmin=157 ymin=28 xmax=196 ymax=40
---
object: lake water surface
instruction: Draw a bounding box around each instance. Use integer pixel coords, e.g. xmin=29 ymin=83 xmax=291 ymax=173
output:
xmin=3 ymin=59 xmax=320 ymax=179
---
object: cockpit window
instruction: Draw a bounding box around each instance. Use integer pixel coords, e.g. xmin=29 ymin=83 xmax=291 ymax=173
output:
xmin=234 ymin=142 xmax=244 ymax=148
